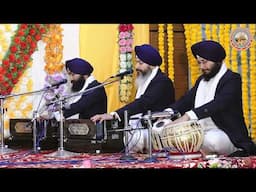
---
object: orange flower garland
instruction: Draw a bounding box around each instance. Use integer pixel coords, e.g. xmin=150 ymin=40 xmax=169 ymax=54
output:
xmin=42 ymin=24 xmax=65 ymax=114
xmin=43 ymin=24 xmax=64 ymax=74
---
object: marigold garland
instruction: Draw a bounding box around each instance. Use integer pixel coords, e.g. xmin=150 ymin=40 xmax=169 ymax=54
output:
xmin=239 ymin=24 xmax=249 ymax=127
xmin=42 ymin=24 xmax=66 ymax=116
xmin=184 ymin=24 xmax=194 ymax=87
xmin=249 ymin=24 xmax=256 ymax=139
xmin=224 ymin=24 xmax=231 ymax=69
xmin=43 ymin=24 xmax=64 ymax=74
xmin=158 ymin=24 xmax=165 ymax=73
xmin=187 ymin=24 xmax=202 ymax=85
xmin=205 ymin=24 xmax=211 ymax=40
xmin=219 ymin=24 xmax=225 ymax=47
xmin=167 ymin=24 xmax=174 ymax=81
xmin=118 ymin=24 xmax=134 ymax=103
xmin=211 ymin=24 xmax=218 ymax=42
xmin=231 ymin=24 xmax=238 ymax=73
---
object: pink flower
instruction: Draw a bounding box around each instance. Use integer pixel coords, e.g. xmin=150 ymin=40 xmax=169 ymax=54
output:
xmin=126 ymin=46 xmax=133 ymax=52
xmin=125 ymin=31 xmax=131 ymax=38
xmin=119 ymin=47 xmax=127 ymax=53
xmin=126 ymin=39 xmax=133 ymax=45
xmin=119 ymin=32 xmax=126 ymax=38
xmin=119 ymin=39 xmax=127 ymax=46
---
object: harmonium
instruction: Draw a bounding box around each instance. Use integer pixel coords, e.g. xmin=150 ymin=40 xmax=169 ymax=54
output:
xmin=6 ymin=118 xmax=125 ymax=153
xmin=63 ymin=119 xmax=124 ymax=153
xmin=6 ymin=118 xmax=59 ymax=150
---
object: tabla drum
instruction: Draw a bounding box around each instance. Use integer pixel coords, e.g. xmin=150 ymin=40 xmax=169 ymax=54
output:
xmin=160 ymin=120 xmax=203 ymax=153
xmin=151 ymin=118 xmax=172 ymax=151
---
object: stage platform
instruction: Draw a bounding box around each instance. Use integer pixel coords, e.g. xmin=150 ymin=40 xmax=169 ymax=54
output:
xmin=0 ymin=149 xmax=256 ymax=168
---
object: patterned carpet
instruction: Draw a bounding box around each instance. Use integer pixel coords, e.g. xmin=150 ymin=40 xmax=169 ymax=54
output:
xmin=1 ymin=149 xmax=256 ymax=168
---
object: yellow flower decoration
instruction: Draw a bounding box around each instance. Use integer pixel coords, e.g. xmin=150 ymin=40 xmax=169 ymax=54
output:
xmin=43 ymin=24 xmax=64 ymax=74
xmin=167 ymin=24 xmax=174 ymax=81
xmin=158 ymin=24 xmax=165 ymax=72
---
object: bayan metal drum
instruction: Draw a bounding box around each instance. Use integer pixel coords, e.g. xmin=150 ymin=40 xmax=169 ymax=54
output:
xmin=151 ymin=118 xmax=172 ymax=151
xmin=160 ymin=120 xmax=204 ymax=153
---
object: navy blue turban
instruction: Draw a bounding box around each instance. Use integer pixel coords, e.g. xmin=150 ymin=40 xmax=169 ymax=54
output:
xmin=65 ymin=58 xmax=93 ymax=75
xmin=191 ymin=40 xmax=226 ymax=62
xmin=135 ymin=44 xmax=162 ymax=66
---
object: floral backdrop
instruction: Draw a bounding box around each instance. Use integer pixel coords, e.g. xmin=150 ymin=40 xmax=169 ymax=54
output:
xmin=0 ymin=24 xmax=49 ymax=95
xmin=1 ymin=24 xmax=256 ymax=141
xmin=158 ymin=24 xmax=174 ymax=81
xmin=0 ymin=24 xmax=64 ymax=136
xmin=118 ymin=24 xmax=134 ymax=103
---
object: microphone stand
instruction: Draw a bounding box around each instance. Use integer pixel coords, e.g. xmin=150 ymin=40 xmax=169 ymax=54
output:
xmin=120 ymin=110 xmax=137 ymax=161
xmin=47 ymin=77 xmax=124 ymax=106
xmin=143 ymin=110 xmax=158 ymax=163
xmin=45 ymin=95 xmax=80 ymax=158
xmin=44 ymin=76 xmax=127 ymax=157
xmin=32 ymin=110 xmax=40 ymax=153
xmin=0 ymin=85 xmax=63 ymax=155
xmin=0 ymin=96 xmax=17 ymax=154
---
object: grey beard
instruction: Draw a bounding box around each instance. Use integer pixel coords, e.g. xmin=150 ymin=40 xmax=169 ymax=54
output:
xmin=135 ymin=70 xmax=152 ymax=89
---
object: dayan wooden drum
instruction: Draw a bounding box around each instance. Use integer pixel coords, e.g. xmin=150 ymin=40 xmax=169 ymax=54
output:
xmin=160 ymin=120 xmax=204 ymax=153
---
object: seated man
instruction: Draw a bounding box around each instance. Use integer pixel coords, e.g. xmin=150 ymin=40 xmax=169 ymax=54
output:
xmin=48 ymin=58 xmax=107 ymax=121
xmin=165 ymin=40 xmax=256 ymax=157
xmin=91 ymin=44 xmax=175 ymax=153
xmin=63 ymin=58 xmax=107 ymax=119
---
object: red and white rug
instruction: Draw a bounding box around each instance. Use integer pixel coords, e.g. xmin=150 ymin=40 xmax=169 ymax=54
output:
xmin=0 ymin=149 xmax=256 ymax=168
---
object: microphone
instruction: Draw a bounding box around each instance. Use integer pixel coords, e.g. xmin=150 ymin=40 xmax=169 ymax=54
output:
xmin=107 ymin=127 xmax=146 ymax=132
xmin=129 ymin=111 xmax=181 ymax=120
xmin=110 ymin=69 xmax=133 ymax=78
xmin=45 ymin=79 xmax=68 ymax=89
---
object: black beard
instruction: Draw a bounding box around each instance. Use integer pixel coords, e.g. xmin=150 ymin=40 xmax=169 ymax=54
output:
xmin=71 ymin=76 xmax=85 ymax=92
xmin=203 ymin=62 xmax=222 ymax=81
